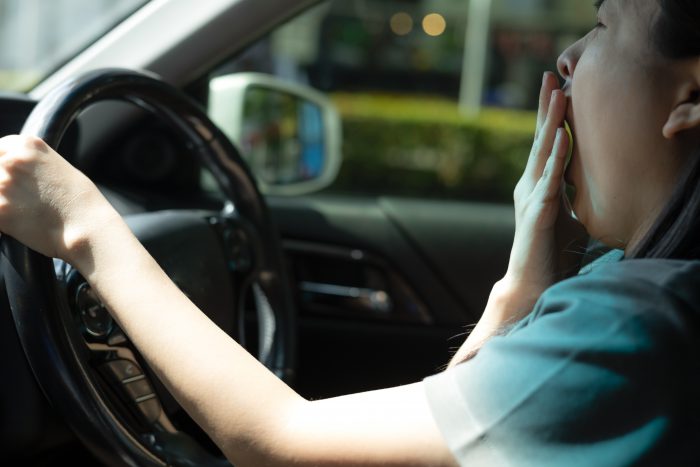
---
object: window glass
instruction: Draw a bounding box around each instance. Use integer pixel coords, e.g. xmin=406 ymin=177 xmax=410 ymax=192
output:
xmin=0 ymin=0 xmax=150 ymax=92
xmin=212 ymin=0 xmax=595 ymax=203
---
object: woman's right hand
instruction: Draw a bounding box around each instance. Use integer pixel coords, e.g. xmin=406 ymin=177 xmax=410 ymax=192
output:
xmin=450 ymin=72 xmax=587 ymax=365
xmin=0 ymin=135 xmax=117 ymax=263
xmin=502 ymin=72 xmax=588 ymax=316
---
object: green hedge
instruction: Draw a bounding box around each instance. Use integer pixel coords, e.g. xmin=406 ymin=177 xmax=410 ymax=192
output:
xmin=328 ymin=94 xmax=536 ymax=203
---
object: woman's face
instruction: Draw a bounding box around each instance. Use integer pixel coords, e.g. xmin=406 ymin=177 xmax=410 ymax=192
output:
xmin=558 ymin=0 xmax=690 ymax=250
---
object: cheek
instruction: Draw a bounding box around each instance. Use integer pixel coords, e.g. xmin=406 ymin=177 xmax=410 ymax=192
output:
xmin=568 ymin=55 xmax=639 ymax=238
xmin=569 ymin=54 xmax=674 ymax=243
xmin=569 ymin=64 xmax=611 ymax=213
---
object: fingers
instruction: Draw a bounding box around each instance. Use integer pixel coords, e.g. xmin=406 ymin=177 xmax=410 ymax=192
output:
xmin=0 ymin=135 xmax=26 ymax=172
xmin=0 ymin=135 xmax=22 ymax=154
xmin=524 ymin=89 xmax=567 ymax=184
xmin=0 ymin=136 xmax=54 ymax=203
xmin=536 ymin=127 xmax=570 ymax=201
xmin=538 ymin=90 xmax=567 ymax=169
xmin=536 ymin=72 xmax=559 ymax=136
xmin=0 ymin=135 xmax=49 ymax=157
xmin=561 ymin=182 xmax=575 ymax=217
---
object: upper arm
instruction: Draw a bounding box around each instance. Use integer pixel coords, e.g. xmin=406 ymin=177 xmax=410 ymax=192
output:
xmin=422 ymin=271 xmax=695 ymax=466
xmin=274 ymin=382 xmax=458 ymax=466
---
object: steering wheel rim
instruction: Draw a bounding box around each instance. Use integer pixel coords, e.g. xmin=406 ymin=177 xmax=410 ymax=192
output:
xmin=1 ymin=68 xmax=296 ymax=466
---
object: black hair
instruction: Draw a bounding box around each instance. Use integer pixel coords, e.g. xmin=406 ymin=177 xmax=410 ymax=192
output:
xmin=630 ymin=0 xmax=700 ymax=259
xmin=652 ymin=0 xmax=700 ymax=59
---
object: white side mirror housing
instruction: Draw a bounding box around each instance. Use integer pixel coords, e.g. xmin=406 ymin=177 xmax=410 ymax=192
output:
xmin=208 ymin=72 xmax=342 ymax=196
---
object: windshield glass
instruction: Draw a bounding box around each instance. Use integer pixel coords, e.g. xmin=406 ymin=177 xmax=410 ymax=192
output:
xmin=0 ymin=0 xmax=150 ymax=92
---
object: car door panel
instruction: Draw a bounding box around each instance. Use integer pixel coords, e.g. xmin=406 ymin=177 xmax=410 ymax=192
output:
xmin=269 ymin=195 xmax=515 ymax=397
xmin=378 ymin=198 xmax=515 ymax=318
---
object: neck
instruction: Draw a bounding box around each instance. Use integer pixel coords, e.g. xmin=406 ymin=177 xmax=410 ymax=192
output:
xmin=624 ymin=203 xmax=668 ymax=257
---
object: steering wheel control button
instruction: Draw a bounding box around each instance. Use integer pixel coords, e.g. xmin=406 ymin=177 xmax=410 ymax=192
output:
xmin=225 ymin=228 xmax=253 ymax=273
xmin=123 ymin=378 xmax=155 ymax=400
xmin=137 ymin=398 xmax=163 ymax=424
xmin=75 ymin=282 xmax=113 ymax=338
xmin=106 ymin=359 xmax=144 ymax=381
xmin=107 ymin=330 xmax=128 ymax=346
xmin=211 ymin=216 xmax=256 ymax=274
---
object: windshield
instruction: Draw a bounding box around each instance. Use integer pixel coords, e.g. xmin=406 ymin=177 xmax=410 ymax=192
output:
xmin=0 ymin=0 xmax=150 ymax=92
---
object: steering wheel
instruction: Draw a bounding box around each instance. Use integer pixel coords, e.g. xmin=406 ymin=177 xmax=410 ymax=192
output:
xmin=1 ymin=69 xmax=296 ymax=466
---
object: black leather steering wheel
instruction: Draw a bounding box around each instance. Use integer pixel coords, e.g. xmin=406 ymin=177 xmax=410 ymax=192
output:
xmin=1 ymin=69 xmax=296 ymax=466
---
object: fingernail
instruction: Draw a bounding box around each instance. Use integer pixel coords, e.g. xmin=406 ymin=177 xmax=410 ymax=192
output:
xmin=542 ymin=72 xmax=548 ymax=84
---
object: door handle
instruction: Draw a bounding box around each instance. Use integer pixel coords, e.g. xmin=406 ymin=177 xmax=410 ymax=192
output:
xmin=298 ymin=281 xmax=393 ymax=314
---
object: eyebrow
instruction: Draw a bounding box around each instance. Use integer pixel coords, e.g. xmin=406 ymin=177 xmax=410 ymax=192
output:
xmin=594 ymin=0 xmax=605 ymax=10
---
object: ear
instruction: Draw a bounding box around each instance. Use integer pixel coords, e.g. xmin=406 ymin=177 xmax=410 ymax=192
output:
xmin=663 ymin=96 xmax=700 ymax=139
xmin=664 ymin=68 xmax=700 ymax=139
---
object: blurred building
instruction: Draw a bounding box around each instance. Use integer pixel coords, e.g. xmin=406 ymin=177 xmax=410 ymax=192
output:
xmin=265 ymin=0 xmax=594 ymax=112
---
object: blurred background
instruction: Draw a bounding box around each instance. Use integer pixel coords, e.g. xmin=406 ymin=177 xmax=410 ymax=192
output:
xmin=0 ymin=0 xmax=596 ymax=203
xmin=0 ymin=0 xmax=146 ymax=91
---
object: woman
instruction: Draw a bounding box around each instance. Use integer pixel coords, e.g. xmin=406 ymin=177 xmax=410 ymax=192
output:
xmin=0 ymin=0 xmax=698 ymax=464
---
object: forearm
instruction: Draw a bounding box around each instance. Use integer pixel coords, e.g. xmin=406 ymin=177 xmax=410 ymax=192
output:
xmin=68 ymin=212 xmax=457 ymax=465
xmin=448 ymin=276 xmax=540 ymax=367
xmin=68 ymin=210 xmax=303 ymax=465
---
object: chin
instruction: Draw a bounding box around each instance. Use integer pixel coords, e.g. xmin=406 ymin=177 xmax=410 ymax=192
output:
xmin=579 ymin=213 xmax=626 ymax=250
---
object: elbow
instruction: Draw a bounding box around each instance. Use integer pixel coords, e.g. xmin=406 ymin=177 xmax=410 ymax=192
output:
xmin=219 ymin=396 xmax=311 ymax=466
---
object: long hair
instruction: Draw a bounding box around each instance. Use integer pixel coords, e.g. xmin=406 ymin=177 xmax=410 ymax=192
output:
xmin=629 ymin=0 xmax=700 ymax=259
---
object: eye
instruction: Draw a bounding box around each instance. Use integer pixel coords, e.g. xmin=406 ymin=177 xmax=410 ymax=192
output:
xmin=591 ymin=18 xmax=606 ymax=35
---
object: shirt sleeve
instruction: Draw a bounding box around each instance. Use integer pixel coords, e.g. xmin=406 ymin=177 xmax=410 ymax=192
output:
xmin=423 ymin=261 xmax=696 ymax=467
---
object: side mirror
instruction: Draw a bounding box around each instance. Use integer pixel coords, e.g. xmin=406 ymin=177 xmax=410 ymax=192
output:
xmin=208 ymin=73 xmax=342 ymax=196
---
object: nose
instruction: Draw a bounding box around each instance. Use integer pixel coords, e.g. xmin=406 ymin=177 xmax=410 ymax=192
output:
xmin=556 ymin=38 xmax=583 ymax=83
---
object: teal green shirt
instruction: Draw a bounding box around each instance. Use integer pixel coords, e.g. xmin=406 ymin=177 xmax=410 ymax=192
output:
xmin=424 ymin=255 xmax=700 ymax=466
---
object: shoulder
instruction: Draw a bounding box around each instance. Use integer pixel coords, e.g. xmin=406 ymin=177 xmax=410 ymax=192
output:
xmin=425 ymin=259 xmax=700 ymax=466
xmin=527 ymin=258 xmax=700 ymax=346
xmin=551 ymin=257 xmax=700 ymax=309
xmin=577 ymin=256 xmax=700 ymax=289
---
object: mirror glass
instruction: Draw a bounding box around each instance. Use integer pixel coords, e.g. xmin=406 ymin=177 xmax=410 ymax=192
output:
xmin=240 ymin=86 xmax=326 ymax=186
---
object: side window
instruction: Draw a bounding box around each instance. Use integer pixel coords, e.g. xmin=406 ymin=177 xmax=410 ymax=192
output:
xmin=211 ymin=0 xmax=594 ymax=203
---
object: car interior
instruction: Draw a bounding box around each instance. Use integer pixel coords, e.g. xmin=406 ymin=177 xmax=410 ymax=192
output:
xmin=0 ymin=0 xmax=596 ymax=464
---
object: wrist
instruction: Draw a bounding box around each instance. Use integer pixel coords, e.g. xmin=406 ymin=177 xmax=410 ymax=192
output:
xmin=61 ymin=193 xmax=122 ymax=270
xmin=483 ymin=275 xmax=541 ymax=324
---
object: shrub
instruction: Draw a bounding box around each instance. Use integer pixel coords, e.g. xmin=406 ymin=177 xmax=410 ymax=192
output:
xmin=328 ymin=93 xmax=535 ymax=203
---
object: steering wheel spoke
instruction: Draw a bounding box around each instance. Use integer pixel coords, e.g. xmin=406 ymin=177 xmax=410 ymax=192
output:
xmin=59 ymin=261 xmax=178 ymax=433
xmin=88 ymin=340 xmax=178 ymax=433
xmin=208 ymin=207 xmax=261 ymax=279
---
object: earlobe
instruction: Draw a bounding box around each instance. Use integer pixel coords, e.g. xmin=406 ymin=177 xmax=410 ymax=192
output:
xmin=663 ymin=100 xmax=700 ymax=139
